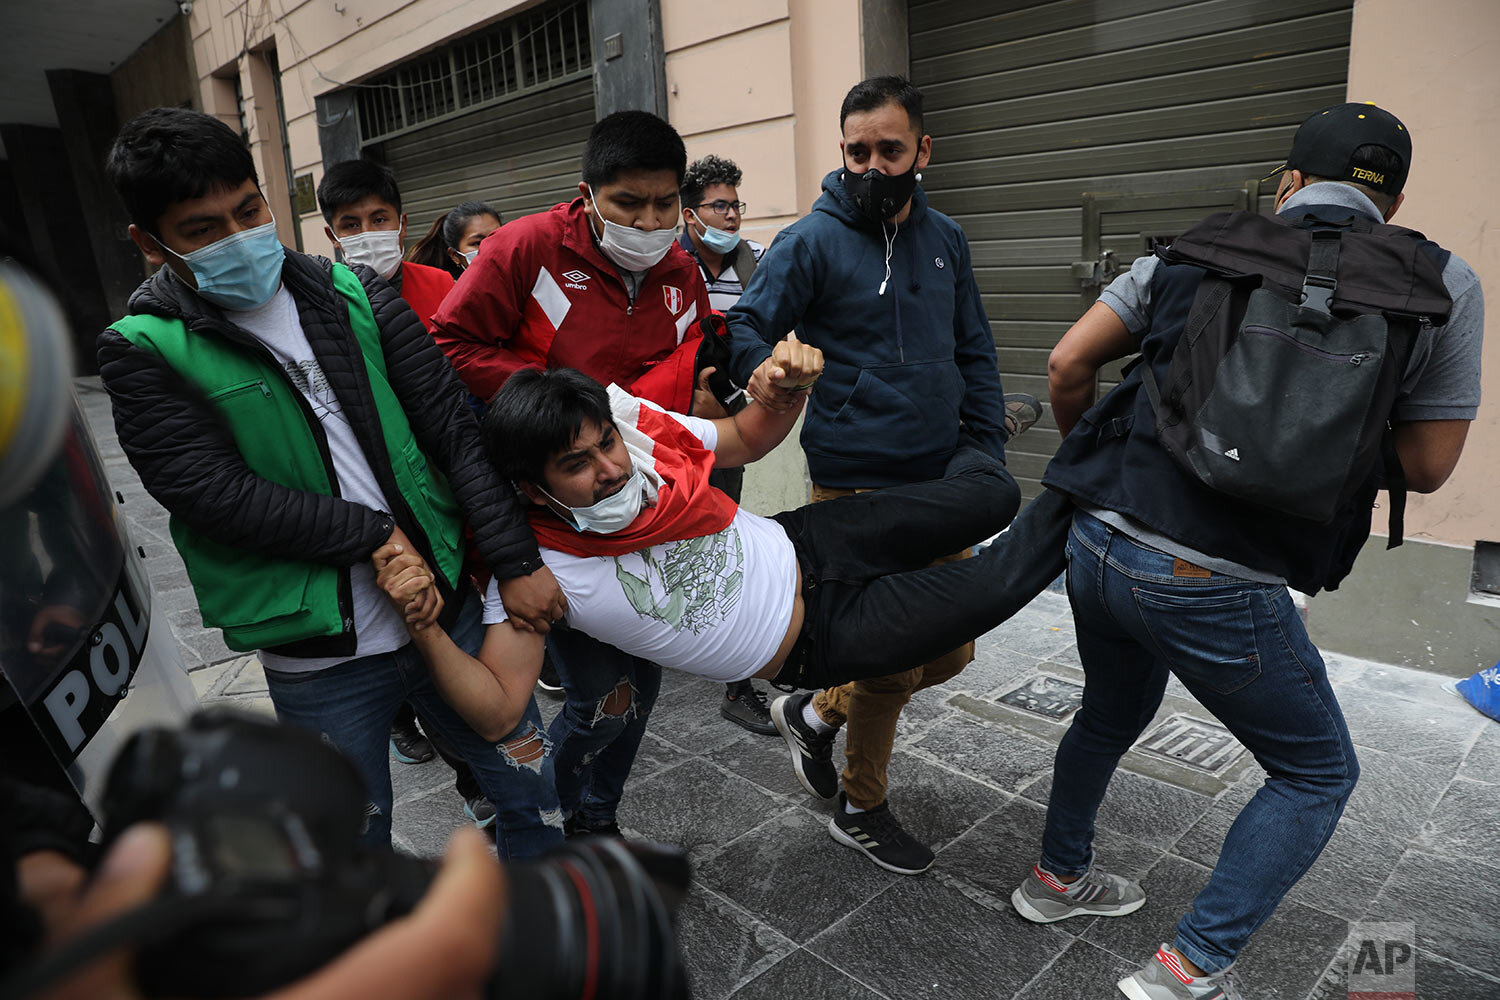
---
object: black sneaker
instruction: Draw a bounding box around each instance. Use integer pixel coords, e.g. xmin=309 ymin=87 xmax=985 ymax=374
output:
xmin=770 ymin=693 xmax=838 ymax=800
xmin=536 ymin=652 xmax=564 ymax=695
xmin=390 ymin=720 xmax=434 ymax=765
xmin=564 ymin=815 xmax=624 ymax=840
xmin=463 ymin=795 xmax=496 ymax=830
xmin=721 ymin=680 xmax=777 ymax=735
xmin=827 ymin=793 xmax=934 ymax=875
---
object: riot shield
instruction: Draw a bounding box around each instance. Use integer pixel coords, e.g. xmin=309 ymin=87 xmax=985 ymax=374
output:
xmin=0 ymin=398 xmax=197 ymax=816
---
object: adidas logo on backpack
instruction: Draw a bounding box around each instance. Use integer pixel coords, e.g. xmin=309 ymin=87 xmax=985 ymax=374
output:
xmin=1224 ymin=448 xmax=1239 ymax=462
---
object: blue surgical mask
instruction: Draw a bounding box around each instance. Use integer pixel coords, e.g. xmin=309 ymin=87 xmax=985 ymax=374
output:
xmin=159 ymin=218 xmax=285 ymax=311
xmin=691 ymin=212 xmax=742 ymax=255
xmin=540 ymin=466 xmax=649 ymax=534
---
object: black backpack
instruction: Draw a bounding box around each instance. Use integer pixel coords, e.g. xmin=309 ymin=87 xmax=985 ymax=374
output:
xmin=1138 ymin=210 xmax=1452 ymax=543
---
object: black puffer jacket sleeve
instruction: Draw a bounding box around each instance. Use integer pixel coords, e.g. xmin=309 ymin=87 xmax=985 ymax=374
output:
xmin=97 ymin=301 xmax=393 ymax=567
xmin=353 ymin=267 xmax=543 ymax=580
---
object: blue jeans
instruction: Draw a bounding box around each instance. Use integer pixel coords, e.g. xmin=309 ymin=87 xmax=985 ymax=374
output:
xmin=264 ymin=593 xmax=565 ymax=858
xmin=545 ymin=625 xmax=661 ymax=828
xmin=1043 ymin=511 xmax=1358 ymax=974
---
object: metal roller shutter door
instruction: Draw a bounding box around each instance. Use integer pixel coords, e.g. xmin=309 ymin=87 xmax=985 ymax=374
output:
xmin=909 ymin=0 xmax=1355 ymax=499
xmin=374 ymin=75 xmax=596 ymax=243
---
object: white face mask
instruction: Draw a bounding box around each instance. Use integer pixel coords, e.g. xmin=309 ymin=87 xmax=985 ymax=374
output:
xmin=540 ymin=466 xmax=649 ymax=534
xmin=461 ymin=249 xmax=479 ymax=268
xmin=338 ymin=229 xmax=404 ymax=280
xmin=587 ymin=187 xmax=677 ymax=272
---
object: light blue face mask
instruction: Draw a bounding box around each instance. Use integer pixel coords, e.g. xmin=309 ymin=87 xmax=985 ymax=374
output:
xmin=541 ymin=466 xmax=649 ymax=534
xmin=690 ymin=211 xmax=742 ymax=255
xmin=159 ymin=218 xmax=285 ymax=311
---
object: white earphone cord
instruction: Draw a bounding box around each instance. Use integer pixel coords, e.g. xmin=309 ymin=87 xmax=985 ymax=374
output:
xmin=879 ymin=219 xmax=899 ymax=296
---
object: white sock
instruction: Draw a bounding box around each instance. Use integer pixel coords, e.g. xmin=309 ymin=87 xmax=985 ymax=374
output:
xmin=843 ymin=798 xmax=867 ymax=814
xmin=801 ymin=700 xmax=835 ymax=734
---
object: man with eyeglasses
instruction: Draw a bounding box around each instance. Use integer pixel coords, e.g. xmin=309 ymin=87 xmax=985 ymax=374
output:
xmin=679 ymin=156 xmax=764 ymax=314
xmin=677 ymin=155 xmax=777 ymax=736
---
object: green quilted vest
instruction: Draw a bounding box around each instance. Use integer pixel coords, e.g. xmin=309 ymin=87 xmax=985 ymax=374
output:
xmin=111 ymin=264 xmax=463 ymax=652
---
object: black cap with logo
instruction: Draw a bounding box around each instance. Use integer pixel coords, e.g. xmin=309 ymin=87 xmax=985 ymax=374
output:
xmin=1272 ymin=102 xmax=1411 ymax=195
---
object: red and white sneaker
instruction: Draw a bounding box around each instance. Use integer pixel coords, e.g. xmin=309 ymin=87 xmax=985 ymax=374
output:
xmin=1118 ymin=945 xmax=1244 ymax=1000
xmin=1011 ymin=863 xmax=1146 ymax=923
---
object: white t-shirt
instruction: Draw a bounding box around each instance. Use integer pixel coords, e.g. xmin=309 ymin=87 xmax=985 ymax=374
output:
xmin=225 ymin=285 xmax=409 ymax=673
xmin=483 ymin=407 xmax=799 ymax=682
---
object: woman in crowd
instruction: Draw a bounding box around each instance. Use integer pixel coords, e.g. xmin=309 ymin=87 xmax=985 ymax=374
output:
xmin=408 ymin=201 xmax=503 ymax=279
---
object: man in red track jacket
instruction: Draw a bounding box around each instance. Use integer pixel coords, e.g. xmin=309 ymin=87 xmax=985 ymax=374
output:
xmin=431 ymin=113 xmax=712 ymax=415
xmin=431 ymin=111 xmax=717 ymax=840
xmin=317 ymin=160 xmax=455 ymax=332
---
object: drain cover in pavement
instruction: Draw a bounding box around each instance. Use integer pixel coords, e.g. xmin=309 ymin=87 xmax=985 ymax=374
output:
xmin=995 ymin=674 xmax=1084 ymax=720
xmin=1135 ymin=715 xmax=1246 ymax=773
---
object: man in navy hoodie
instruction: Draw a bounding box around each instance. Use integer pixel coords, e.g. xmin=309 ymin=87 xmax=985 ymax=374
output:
xmin=728 ymin=75 xmax=1039 ymax=874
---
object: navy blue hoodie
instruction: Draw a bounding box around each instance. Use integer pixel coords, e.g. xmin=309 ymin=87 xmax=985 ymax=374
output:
xmin=727 ymin=168 xmax=1007 ymax=488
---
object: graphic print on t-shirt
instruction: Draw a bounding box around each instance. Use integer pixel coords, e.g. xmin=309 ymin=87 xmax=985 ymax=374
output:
xmin=280 ymin=359 xmax=350 ymax=428
xmin=614 ymin=525 xmax=743 ymax=632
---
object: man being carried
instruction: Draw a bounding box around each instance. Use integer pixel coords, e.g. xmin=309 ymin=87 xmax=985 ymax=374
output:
xmin=372 ymin=350 xmax=1062 ymax=770
xmin=431 ymin=111 xmax=716 ymax=840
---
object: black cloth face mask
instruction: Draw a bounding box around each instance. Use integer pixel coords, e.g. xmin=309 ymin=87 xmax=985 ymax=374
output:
xmin=841 ymin=162 xmax=920 ymax=227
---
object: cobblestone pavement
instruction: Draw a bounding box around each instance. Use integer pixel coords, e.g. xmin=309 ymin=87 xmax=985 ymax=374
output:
xmin=80 ymin=378 xmax=1500 ymax=1000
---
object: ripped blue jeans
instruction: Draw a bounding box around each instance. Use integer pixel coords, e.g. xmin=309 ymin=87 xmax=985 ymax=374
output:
xmin=545 ymin=625 xmax=661 ymax=828
xmin=264 ymin=592 xmax=565 ymax=859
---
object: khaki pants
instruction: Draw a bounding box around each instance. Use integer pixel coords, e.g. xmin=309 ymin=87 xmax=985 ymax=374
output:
xmin=806 ymin=482 xmax=975 ymax=809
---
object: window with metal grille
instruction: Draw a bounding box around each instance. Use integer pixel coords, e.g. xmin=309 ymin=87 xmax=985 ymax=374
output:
xmin=356 ymin=0 xmax=590 ymax=144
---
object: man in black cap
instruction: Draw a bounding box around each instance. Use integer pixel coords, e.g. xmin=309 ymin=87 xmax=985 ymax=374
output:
xmin=1010 ymin=103 xmax=1483 ymax=1000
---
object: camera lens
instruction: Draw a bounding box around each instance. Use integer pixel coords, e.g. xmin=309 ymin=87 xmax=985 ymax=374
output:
xmin=98 ymin=714 xmax=692 ymax=1000
xmin=496 ymin=838 xmax=690 ymax=1000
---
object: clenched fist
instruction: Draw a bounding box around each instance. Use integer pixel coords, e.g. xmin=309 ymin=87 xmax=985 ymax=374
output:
xmin=747 ymin=334 xmax=824 ymax=412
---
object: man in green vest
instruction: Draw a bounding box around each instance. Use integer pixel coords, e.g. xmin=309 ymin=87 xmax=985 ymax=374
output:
xmin=96 ymin=107 xmax=568 ymax=856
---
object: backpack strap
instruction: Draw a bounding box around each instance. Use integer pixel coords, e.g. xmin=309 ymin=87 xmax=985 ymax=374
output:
xmin=1300 ymin=230 xmax=1342 ymax=315
xmin=1378 ymin=311 xmax=1423 ymax=550
xmin=1382 ymin=430 xmax=1406 ymax=549
xmin=730 ymin=241 xmax=758 ymax=287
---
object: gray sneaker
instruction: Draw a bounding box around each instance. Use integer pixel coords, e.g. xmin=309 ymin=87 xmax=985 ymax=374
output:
xmin=1011 ymin=863 xmax=1146 ymax=923
xmin=1118 ymin=946 xmax=1243 ymax=1000
xmin=1003 ymin=392 xmax=1043 ymax=439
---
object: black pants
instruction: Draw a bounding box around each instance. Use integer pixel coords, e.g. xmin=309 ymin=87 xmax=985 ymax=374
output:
xmin=772 ymin=446 xmax=1071 ymax=690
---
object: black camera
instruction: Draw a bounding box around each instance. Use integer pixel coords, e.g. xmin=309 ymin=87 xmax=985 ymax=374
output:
xmin=97 ymin=709 xmax=692 ymax=999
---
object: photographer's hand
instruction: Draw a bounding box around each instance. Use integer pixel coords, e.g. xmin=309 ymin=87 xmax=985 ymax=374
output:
xmin=31 ymin=825 xmax=504 ymax=1000
xmin=34 ymin=824 xmax=170 ymax=1000
xmin=269 ymin=826 xmax=503 ymax=1000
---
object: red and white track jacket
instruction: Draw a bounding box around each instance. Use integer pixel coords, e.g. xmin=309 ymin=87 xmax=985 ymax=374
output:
xmin=430 ymin=199 xmax=711 ymax=412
